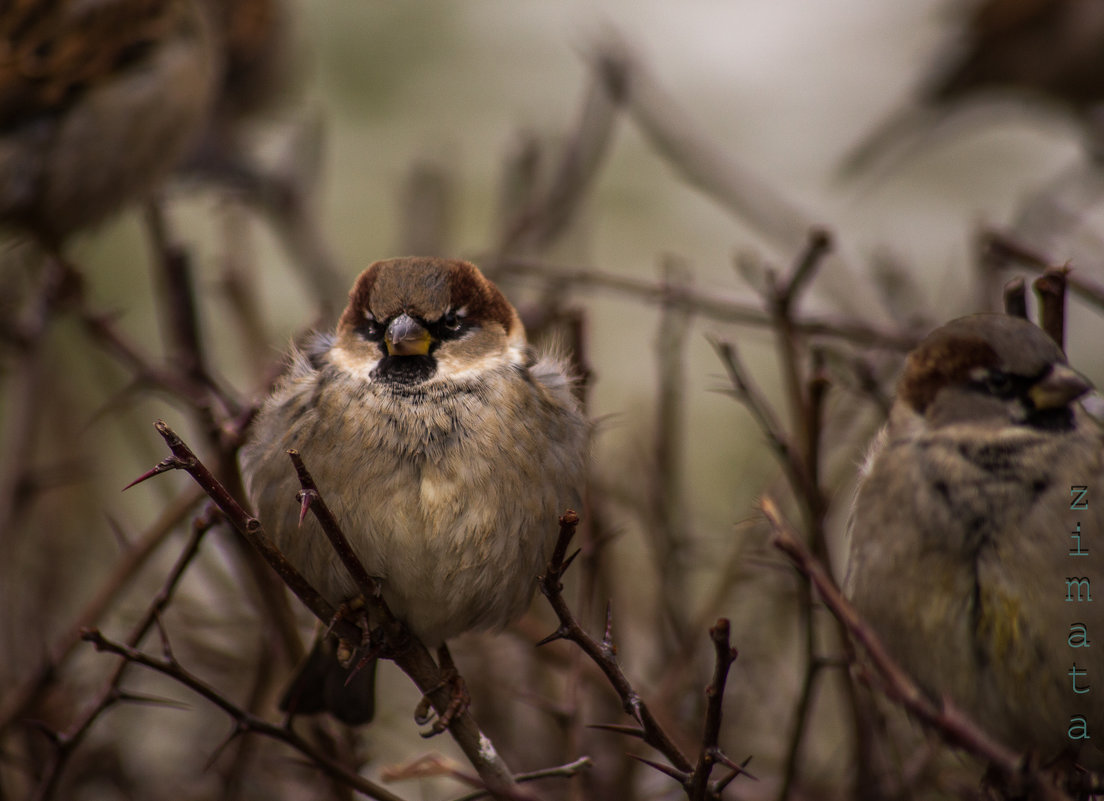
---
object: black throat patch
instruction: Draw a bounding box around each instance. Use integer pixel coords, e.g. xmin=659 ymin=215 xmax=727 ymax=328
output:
xmin=371 ymin=355 xmax=437 ymax=385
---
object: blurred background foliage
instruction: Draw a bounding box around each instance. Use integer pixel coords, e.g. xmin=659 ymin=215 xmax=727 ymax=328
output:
xmin=4 ymin=1 xmax=1104 ymax=799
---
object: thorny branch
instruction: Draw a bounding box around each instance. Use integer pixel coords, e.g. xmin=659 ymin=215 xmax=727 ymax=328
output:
xmin=31 ymin=505 xmax=219 ymax=801
xmin=0 ymin=488 xmax=204 ymax=738
xmin=79 ymin=629 xmax=408 ymax=801
xmin=126 ymin=421 xmax=552 ymax=801
xmin=686 ymin=620 xmax=743 ymax=801
xmin=538 ymin=512 xmax=752 ymax=799
xmin=711 ymin=231 xmax=863 ymax=801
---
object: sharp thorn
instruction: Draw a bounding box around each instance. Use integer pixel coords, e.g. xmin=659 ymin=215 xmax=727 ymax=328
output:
xmin=122 ymin=458 xmax=181 ymax=490
xmin=586 ymin=722 xmax=645 ymax=739
xmin=561 ymin=547 xmax=582 ymax=573
xmin=536 ymin=627 xmax=570 ymax=647
xmin=627 ymin=754 xmax=688 ymax=783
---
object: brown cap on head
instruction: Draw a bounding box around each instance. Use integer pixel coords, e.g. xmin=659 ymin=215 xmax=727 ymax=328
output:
xmin=338 ymin=258 xmax=521 ymax=339
xmin=897 ymin=313 xmax=1083 ymax=415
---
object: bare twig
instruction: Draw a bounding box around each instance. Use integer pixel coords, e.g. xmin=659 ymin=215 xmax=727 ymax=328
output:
xmin=0 ymin=488 xmax=204 ymax=737
xmin=651 ymin=258 xmax=694 ymax=646
xmin=1003 ymin=276 xmax=1028 ymax=318
xmin=33 ymin=506 xmax=217 ymax=801
xmin=586 ymin=36 xmax=890 ymax=324
xmin=127 ymin=420 xmax=338 ymax=628
xmin=494 ymin=257 xmax=917 ymax=351
xmin=538 ymin=511 xmax=694 ymax=777
xmin=982 ymin=227 xmax=1104 ymax=310
xmin=182 ymin=112 xmax=348 ymax=317
xmin=400 ymin=160 xmax=453 ymax=257
xmin=80 ymin=629 xmax=408 ymax=801
xmin=144 ymin=202 xmax=208 ymax=390
xmin=686 ymin=620 xmax=740 ymax=801
xmin=498 ymin=54 xmax=622 ymax=254
xmin=709 ymin=338 xmax=815 ymax=509
xmin=451 ymin=757 xmax=594 ymax=801
xmin=1033 ymin=267 xmax=1069 ymax=350
xmin=0 ymin=256 xmax=77 ymax=537
xmin=288 ymin=449 xmax=384 ymax=604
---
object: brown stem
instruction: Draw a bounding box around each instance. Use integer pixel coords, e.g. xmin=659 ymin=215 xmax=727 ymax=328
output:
xmin=687 ymin=620 xmax=739 ymax=801
xmin=1003 ymin=276 xmax=1028 ymax=318
xmin=80 ymin=630 xmax=408 ymax=801
xmin=494 ymin=256 xmax=917 ymax=351
xmin=1033 ymin=267 xmax=1069 ymax=351
xmin=0 ymin=488 xmax=203 ymax=737
xmin=538 ymin=512 xmax=693 ymax=776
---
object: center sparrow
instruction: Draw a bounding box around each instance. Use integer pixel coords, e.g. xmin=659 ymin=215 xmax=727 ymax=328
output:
xmin=846 ymin=313 xmax=1104 ymax=769
xmin=241 ymin=257 xmax=588 ymax=724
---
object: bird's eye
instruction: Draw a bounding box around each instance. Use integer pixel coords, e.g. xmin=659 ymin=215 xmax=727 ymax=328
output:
xmin=985 ymin=369 xmax=1013 ymax=397
xmin=357 ymin=317 xmax=384 ymax=341
xmin=442 ymin=310 xmax=462 ymax=331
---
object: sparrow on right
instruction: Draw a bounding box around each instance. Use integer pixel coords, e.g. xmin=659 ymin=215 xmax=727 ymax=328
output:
xmin=846 ymin=313 xmax=1104 ymax=770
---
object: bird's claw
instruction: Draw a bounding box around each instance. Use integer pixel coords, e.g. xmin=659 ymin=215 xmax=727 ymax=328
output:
xmin=414 ymin=671 xmax=469 ymax=737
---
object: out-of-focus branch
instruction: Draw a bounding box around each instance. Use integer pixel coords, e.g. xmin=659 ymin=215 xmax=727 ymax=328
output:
xmin=80 ymin=629 xmax=408 ymax=801
xmin=983 ymin=227 xmax=1104 ymax=310
xmin=0 ymin=487 xmax=203 ymax=737
xmin=586 ymin=35 xmax=891 ymax=324
xmin=496 ymin=53 xmax=622 ymax=255
xmin=709 ymin=338 xmax=812 ymax=507
xmin=32 ymin=506 xmax=218 ymax=801
xmin=182 ymin=112 xmax=348 ymax=318
xmin=0 ymin=256 xmax=79 ymax=538
xmin=399 ymin=160 xmax=453 ymax=257
xmin=1003 ymin=276 xmax=1028 ymax=318
xmin=651 ymin=258 xmax=694 ymax=648
xmin=1033 ymin=267 xmax=1069 ymax=351
xmin=494 ymin=256 xmax=917 ymax=351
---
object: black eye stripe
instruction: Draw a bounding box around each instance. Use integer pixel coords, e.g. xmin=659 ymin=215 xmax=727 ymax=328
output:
xmin=356 ymin=318 xmax=384 ymax=341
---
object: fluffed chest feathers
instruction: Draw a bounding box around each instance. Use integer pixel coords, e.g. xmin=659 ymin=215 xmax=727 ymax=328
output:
xmin=897 ymin=429 xmax=1067 ymax=549
xmin=311 ymin=364 xmax=518 ymax=461
xmin=293 ymin=367 xmax=567 ymax=642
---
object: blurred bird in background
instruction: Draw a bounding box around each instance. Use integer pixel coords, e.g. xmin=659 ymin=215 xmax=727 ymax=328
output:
xmin=0 ymin=0 xmax=298 ymax=254
xmin=0 ymin=0 xmax=220 ymax=250
xmin=843 ymin=0 xmax=1104 ymax=176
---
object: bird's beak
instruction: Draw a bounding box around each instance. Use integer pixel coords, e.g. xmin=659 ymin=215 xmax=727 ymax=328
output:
xmin=385 ymin=313 xmax=432 ymax=356
xmin=1030 ymin=364 xmax=1093 ymax=409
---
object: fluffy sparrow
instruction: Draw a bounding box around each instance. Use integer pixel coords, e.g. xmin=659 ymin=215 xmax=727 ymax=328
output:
xmin=0 ymin=0 xmax=220 ymax=246
xmin=846 ymin=313 xmax=1104 ymax=769
xmin=240 ymin=257 xmax=588 ymax=724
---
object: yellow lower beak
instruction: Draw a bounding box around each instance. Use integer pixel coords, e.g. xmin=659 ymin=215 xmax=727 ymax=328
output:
xmin=385 ymin=314 xmax=432 ymax=356
xmin=1029 ymin=364 xmax=1092 ymax=409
